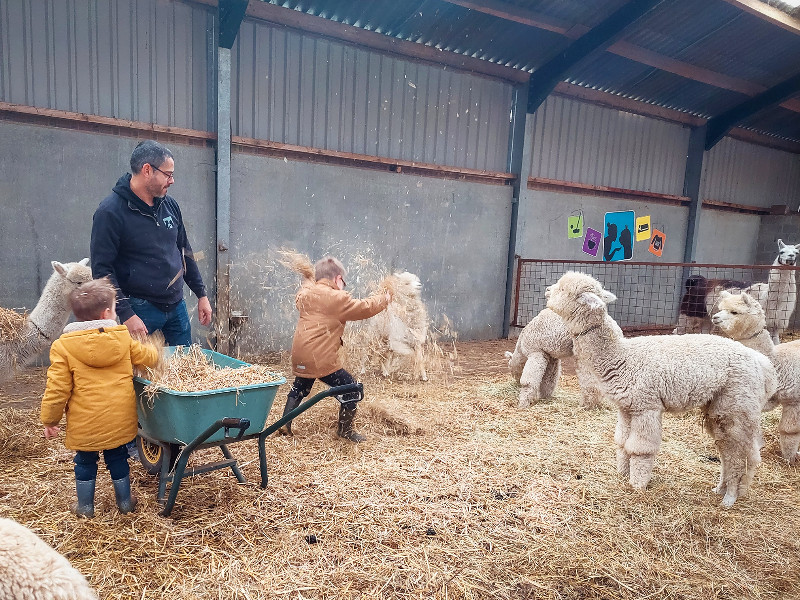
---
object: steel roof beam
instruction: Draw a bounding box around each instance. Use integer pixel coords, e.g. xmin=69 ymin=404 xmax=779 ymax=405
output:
xmin=219 ymin=0 xmax=249 ymax=49
xmin=527 ymin=0 xmax=665 ymax=113
xmin=705 ymin=71 xmax=800 ymax=150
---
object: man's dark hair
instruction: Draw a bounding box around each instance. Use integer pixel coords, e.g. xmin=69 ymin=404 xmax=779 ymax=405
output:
xmin=130 ymin=140 xmax=173 ymax=174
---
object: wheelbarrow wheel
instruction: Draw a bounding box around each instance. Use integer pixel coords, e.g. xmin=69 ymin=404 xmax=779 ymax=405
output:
xmin=136 ymin=436 xmax=181 ymax=476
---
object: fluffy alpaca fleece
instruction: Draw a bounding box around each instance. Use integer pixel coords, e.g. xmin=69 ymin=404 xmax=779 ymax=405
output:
xmin=674 ymin=239 xmax=799 ymax=343
xmin=547 ymin=271 xmax=777 ymax=508
xmin=0 ymin=518 xmax=98 ymax=600
xmin=712 ymin=290 xmax=800 ymax=464
xmin=369 ymin=272 xmax=429 ymax=381
xmin=0 ymin=259 xmax=91 ymax=382
xmin=505 ymin=307 xmax=616 ymax=408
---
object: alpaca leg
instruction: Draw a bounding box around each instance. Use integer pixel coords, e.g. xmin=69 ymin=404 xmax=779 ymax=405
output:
xmin=709 ymin=409 xmax=762 ymax=507
xmin=415 ymin=345 xmax=428 ymax=381
xmin=575 ymin=362 xmax=602 ymax=408
xmin=625 ymin=410 xmax=663 ymax=490
xmin=614 ymin=410 xmax=632 ymax=478
xmin=538 ymin=358 xmax=561 ymax=399
xmin=518 ymin=352 xmax=548 ymax=408
xmin=778 ymin=404 xmax=800 ymax=465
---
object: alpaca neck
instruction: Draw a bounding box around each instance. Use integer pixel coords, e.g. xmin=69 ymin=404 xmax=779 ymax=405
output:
xmin=768 ymin=258 xmax=796 ymax=299
xmin=569 ymin=314 xmax=622 ymax=366
xmin=28 ymin=271 xmax=74 ymax=341
xmin=736 ymin=328 xmax=775 ymax=357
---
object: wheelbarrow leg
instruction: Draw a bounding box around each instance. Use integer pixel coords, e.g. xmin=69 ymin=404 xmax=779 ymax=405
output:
xmin=160 ymin=448 xmax=192 ymax=517
xmin=157 ymin=443 xmax=173 ymax=503
xmin=219 ymin=444 xmax=247 ymax=483
xmin=258 ymin=431 xmax=269 ymax=489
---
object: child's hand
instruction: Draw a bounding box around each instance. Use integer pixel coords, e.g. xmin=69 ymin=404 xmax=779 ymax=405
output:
xmin=43 ymin=426 xmax=60 ymax=439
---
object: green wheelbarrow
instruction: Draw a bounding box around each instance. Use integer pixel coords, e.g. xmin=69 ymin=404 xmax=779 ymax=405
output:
xmin=134 ymin=347 xmax=363 ymax=517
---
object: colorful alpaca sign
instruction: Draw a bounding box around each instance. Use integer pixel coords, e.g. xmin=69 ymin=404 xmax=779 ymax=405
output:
xmin=602 ymin=211 xmax=635 ymax=262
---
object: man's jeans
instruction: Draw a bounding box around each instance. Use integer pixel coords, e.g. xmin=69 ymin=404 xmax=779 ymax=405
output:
xmin=128 ymin=297 xmax=192 ymax=347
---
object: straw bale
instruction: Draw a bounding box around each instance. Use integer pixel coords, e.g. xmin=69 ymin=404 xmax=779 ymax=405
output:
xmin=0 ymin=306 xmax=27 ymax=343
xmin=2 ymin=340 xmax=800 ymax=600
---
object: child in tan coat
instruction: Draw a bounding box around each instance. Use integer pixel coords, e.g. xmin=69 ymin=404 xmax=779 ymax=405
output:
xmin=281 ymin=256 xmax=391 ymax=442
xmin=40 ymin=278 xmax=160 ymax=517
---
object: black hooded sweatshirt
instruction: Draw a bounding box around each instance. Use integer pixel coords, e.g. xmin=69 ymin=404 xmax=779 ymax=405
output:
xmin=90 ymin=174 xmax=207 ymax=322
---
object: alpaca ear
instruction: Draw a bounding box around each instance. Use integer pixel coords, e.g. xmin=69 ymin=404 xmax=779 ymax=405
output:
xmin=504 ymin=351 xmax=514 ymax=359
xmin=601 ymin=290 xmax=617 ymax=304
xmin=52 ymin=261 xmax=67 ymax=276
xmin=79 ymin=257 xmax=90 ymax=266
xmin=741 ymin=293 xmax=756 ymax=308
xmin=578 ymin=292 xmax=605 ymax=310
xmin=719 ymin=290 xmax=731 ymax=299
xmin=778 ymin=239 xmax=785 ymax=249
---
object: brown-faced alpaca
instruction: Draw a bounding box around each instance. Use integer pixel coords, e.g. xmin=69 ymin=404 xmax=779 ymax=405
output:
xmin=712 ymin=290 xmax=800 ymax=464
xmin=547 ymin=271 xmax=777 ymax=508
xmin=505 ymin=307 xmax=614 ymax=408
xmin=0 ymin=259 xmax=91 ymax=382
xmin=370 ymin=272 xmax=429 ymax=381
xmin=674 ymin=239 xmax=799 ymax=343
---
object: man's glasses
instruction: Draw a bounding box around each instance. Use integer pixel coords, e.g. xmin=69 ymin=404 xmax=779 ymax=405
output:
xmin=150 ymin=164 xmax=175 ymax=181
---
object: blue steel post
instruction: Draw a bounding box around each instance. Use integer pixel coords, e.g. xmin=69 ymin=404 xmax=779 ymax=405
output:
xmin=503 ymin=81 xmax=529 ymax=338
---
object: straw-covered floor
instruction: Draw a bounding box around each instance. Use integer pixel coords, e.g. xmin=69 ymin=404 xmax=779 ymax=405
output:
xmin=1 ymin=340 xmax=799 ymax=599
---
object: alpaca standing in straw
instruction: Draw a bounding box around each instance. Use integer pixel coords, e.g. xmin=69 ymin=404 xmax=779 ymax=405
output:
xmin=713 ymin=290 xmax=800 ymax=464
xmin=505 ymin=307 xmax=618 ymax=408
xmin=368 ymin=272 xmax=429 ymax=381
xmin=0 ymin=259 xmax=91 ymax=382
xmin=547 ymin=271 xmax=776 ymax=508
xmin=0 ymin=517 xmax=98 ymax=599
xmin=674 ymin=240 xmax=799 ymax=343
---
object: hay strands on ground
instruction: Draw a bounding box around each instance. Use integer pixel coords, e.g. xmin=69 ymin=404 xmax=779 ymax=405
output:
xmin=0 ymin=306 xmax=27 ymax=343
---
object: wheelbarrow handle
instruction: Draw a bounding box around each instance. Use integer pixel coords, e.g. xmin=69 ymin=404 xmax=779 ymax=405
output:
xmin=222 ymin=418 xmax=250 ymax=440
xmin=260 ymin=382 xmax=364 ymax=439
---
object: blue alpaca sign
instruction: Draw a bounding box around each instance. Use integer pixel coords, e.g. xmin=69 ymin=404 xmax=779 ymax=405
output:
xmin=603 ymin=211 xmax=635 ymax=262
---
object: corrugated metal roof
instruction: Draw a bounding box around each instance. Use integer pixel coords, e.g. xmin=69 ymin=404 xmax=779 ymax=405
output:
xmin=262 ymin=0 xmax=800 ymax=144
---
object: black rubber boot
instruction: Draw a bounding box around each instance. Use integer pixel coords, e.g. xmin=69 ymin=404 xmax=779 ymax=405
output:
xmin=112 ymin=475 xmax=137 ymax=514
xmin=279 ymin=394 xmax=302 ymax=436
xmin=72 ymin=479 xmax=96 ymax=518
xmin=337 ymin=402 xmax=366 ymax=443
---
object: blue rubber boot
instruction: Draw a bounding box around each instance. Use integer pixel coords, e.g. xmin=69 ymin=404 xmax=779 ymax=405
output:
xmin=72 ymin=479 xmax=96 ymax=518
xmin=112 ymin=476 xmax=138 ymax=514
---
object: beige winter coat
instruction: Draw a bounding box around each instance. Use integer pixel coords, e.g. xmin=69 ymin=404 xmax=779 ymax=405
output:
xmin=291 ymin=279 xmax=389 ymax=378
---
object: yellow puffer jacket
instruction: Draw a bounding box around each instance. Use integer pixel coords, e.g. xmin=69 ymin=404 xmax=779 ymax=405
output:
xmin=40 ymin=322 xmax=159 ymax=451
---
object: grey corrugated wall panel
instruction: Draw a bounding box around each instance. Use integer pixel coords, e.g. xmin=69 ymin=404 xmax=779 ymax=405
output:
xmin=0 ymin=0 xmax=213 ymax=131
xmin=528 ymin=95 xmax=691 ymax=196
xmin=700 ymin=137 xmax=800 ymax=210
xmin=231 ymin=18 xmax=513 ymax=171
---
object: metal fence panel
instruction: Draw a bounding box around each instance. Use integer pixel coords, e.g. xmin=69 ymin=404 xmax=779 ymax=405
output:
xmin=512 ymin=259 xmax=800 ymax=336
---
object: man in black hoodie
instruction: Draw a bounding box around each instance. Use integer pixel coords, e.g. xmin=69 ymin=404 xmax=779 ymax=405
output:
xmin=90 ymin=140 xmax=212 ymax=347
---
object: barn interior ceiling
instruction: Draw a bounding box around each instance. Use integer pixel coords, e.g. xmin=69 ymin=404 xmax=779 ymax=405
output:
xmin=252 ymin=0 xmax=800 ymax=147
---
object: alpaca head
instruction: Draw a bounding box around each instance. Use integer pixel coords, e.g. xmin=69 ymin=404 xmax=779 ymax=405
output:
xmin=712 ymin=290 xmax=765 ymax=340
xmin=776 ymin=239 xmax=800 ymax=266
xmin=391 ymin=271 xmax=422 ymax=300
xmin=52 ymin=258 xmax=92 ymax=287
xmin=504 ymin=349 xmax=525 ymax=383
xmin=545 ymin=272 xmax=617 ymax=328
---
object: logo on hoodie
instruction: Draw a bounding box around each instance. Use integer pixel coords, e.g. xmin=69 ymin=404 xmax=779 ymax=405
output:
xmin=163 ymin=216 xmax=175 ymax=229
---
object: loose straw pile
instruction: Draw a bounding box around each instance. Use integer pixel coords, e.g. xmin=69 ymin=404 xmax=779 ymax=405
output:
xmin=142 ymin=344 xmax=283 ymax=395
xmin=0 ymin=306 xmax=27 ymax=343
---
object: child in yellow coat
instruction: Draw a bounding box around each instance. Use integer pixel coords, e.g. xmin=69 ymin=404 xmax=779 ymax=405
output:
xmin=40 ymin=278 xmax=160 ymax=517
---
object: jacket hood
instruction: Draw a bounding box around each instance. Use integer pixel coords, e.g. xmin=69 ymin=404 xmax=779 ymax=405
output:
xmin=112 ymin=173 xmax=163 ymax=211
xmin=58 ymin=323 xmax=130 ymax=368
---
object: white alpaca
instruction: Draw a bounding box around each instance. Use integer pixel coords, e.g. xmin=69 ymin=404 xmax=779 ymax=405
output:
xmin=0 ymin=518 xmax=98 ymax=599
xmin=505 ymin=307 xmax=616 ymax=408
xmin=674 ymin=240 xmax=798 ymax=343
xmin=547 ymin=271 xmax=777 ymax=508
xmin=712 ymin=290 xmax=800 ymax=464
xmin=0 ymin=259 xmax=92 ymax=382
xmin=370 ymin=272 xmax=429 ymax=381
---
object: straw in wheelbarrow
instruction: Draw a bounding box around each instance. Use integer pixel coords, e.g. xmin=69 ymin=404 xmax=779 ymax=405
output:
xmin=141 ymin=344 xmax=283 ymax=399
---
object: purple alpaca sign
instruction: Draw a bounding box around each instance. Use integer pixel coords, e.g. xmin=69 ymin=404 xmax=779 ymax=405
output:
xmin=582 ymin=228 xmax=601 ymax=257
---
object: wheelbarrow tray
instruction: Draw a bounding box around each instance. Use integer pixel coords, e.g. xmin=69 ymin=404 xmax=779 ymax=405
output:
xmin=134 ymin=347 xmax=286 ymax=445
